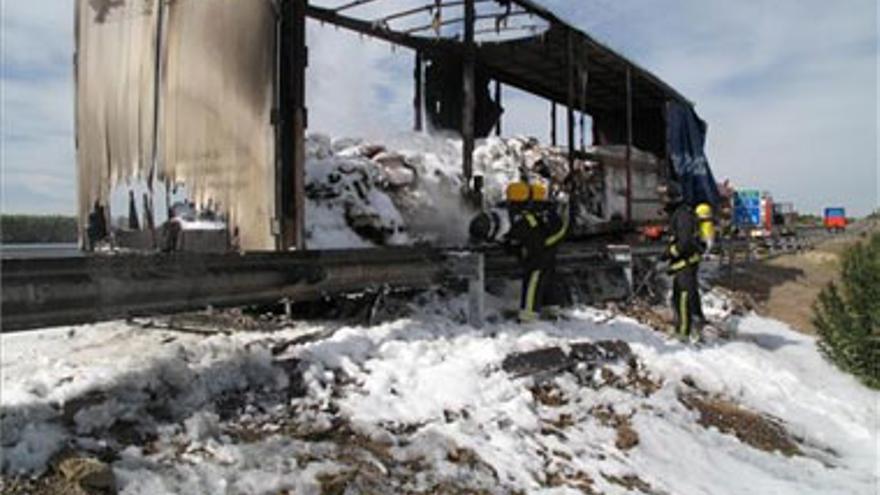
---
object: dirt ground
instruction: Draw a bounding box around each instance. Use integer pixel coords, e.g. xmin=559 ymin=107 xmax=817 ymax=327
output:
xmin=715 ymin=218 xmax=878 ymax=334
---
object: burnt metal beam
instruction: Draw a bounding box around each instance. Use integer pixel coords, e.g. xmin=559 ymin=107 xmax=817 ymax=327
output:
xmin=414 ymin=51 xmax=423 ymax=131
xmin=579 ymin=113 xmax=586 ymax=150
xmin=505 ymin=1 xmax=692 ymax=106
xmin=334 ymin=0 xmax=382 ymax=13
xmin=376 ymin=0 xmax=492 ymax=25
xmin=494 ymin=79 xmax=502 ymax=136
xmin=550 ymin=102 xmax=557 ymax=146
xmin=306 ymin=4 xmax=436 ymax=51
xmin=566 ymin=30 xmax=575 ymax=174
xmin=473 ymin=23 xmax=545 ymax=37
xmin=462 ymin=0 xmax=476 ymax=182
xmin=405 ymin=10 xmax=531 ymax=35
xmin=625 ymin=65 xmax=633 ymax=223
xmin=520 ymin=46 xmax=622 ymax=112
xmin=483 ymin=63 xmax=608 ymax=112
xmin=305 ymin=5 xmax=669 ymax=116
xmin=278 ymin=0 xmax=308 ymax=250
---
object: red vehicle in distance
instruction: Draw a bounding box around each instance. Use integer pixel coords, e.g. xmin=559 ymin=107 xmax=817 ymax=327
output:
xmin=824 ymin=207 xmax=847 ymax=232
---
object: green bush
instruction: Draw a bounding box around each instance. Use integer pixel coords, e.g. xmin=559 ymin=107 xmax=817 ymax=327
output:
xmin=812 ymin=233 xmax=880 ymax=389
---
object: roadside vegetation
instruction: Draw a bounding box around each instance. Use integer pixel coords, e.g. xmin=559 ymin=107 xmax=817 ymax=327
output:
xmin=813 ymin=232 xmax=880 ymax=389
xmin=0 ymin=215 xmax=77 ymax=244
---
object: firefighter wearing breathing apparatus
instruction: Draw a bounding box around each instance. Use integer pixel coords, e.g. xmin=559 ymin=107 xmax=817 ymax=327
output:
xmin=504 ymin=180 xmax=569 ymax=323
xmin=661 ymin=182 xmax=708 ymax=343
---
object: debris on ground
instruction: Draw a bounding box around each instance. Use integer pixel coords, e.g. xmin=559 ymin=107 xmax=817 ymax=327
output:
xmin=501 ymin=340 xmax=633 ymax=377
xmin=678 ymin=387 xmax=802 ymax=458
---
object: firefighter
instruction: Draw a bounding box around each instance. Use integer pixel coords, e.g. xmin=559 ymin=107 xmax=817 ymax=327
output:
xmin=505 ymin=181 xmax=569 ymax=323
xmin=661 ymin=182 xmax=705 ymax=343
xmin=693 ymin=202 xmax=715 ymax=325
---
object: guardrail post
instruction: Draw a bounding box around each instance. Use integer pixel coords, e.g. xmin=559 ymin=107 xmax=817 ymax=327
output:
xmin=726 ymin=241 xmax=735 ymax=276
xmin=444 ymin=252 xmax=485 ymax=328
xmin=607 ymin=245 xmax=633 ymax=298
xmin=468 ymin=253 xmax=485 ymax=328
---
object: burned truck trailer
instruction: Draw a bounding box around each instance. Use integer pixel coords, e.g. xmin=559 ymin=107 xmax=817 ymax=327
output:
xmin=74 ymin=0 xmax=719 ymax=251
xmin=307 ymin=0 xmax=720 ymax=236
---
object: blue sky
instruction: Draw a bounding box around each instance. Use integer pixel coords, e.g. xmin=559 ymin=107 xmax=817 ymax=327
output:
xmin=1 ymin=0 xmax=877 ymax=216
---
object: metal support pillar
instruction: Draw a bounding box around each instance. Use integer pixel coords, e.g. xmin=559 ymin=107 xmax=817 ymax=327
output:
xmin=278 ymin=0 xmax=307 ymax=250
xmin=566 ymin=32 xmax=575 ymax=174
xmin=550 ymin=102 xmax=557 ymax=146
xmin=413 ymin=51 xmax=423 ymax=132
xmin=625 ymin=65 xmax=633 ymax=224
xmin=494 ymin=80 xmax=502 ymax=136
xmin=462 ymin=0 xmax=476 ymax=183
xmin=579 ymin=113 xmax=586 ymax=151
xmin=580 ymin=49 xmax=589 ymax=153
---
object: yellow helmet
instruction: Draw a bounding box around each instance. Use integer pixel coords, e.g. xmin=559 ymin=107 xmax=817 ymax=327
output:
xmin=506 ymin=181 xmax=548 ymax=202
xmin=506 ymin=182 xmax=530 ymax=202
xmin=695 ymin=203 xmax=713 ymax=221
xmin=530 ymin=183 xmax=548 ymax=201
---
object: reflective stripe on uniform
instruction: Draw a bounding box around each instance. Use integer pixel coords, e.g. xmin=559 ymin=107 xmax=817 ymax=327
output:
xmin=668 ymin=253 xmax=702 ymax=273
xmin=525 ymin=213 xmax=538 ymax=228
xmin=524 ymin=270 xmax=542 ymax=313
xmin=679 ymin=290 xmax=689 ymax=334
xmin=545 ymin=210 xmax=569 ymax=247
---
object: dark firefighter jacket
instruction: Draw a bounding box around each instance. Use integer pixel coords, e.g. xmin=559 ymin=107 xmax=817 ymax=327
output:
xmin=665 ymin=203 xmax=703 ymax=273
xmin=507 ymin=205 xmax=568 ymax=271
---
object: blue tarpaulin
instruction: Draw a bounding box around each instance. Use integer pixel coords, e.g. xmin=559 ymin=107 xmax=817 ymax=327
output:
xmin=666 ymin=102 xmax=720 ymax=207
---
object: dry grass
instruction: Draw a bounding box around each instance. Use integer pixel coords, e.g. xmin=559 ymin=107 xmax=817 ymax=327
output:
xmin=602 ymin=472 xmax=667 ymax=495
xmin=589 ymin=404 xmax=640 ymax=451
xmin=717 ymin=222 xmax=879 ymax=334
xmin=679 ymin=389 xmax=801 ymax=457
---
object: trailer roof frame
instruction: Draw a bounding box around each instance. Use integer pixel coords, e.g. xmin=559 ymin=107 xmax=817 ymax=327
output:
xmin=305 ymin=0 xmax=692 ymax=112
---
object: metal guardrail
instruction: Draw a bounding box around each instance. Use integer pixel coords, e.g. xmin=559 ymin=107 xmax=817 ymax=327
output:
xmin=1 ymin=249 xmax=448 ymax=333
xmin=1 ymin=241 xmax=651 ymax=333
xmin=0 ymin=226 xmax=824 ymax=334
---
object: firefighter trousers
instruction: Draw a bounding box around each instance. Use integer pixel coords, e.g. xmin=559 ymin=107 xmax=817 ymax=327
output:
xmin=671 ymin=264 xmax=703 ymax=336
xmin=520 ymin=263 xmax=563 ymax=321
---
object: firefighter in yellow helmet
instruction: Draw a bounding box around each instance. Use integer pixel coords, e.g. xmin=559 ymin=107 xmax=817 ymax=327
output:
xmin=505 ymin=180 xmax=568 ymax=323
xmin=661 ymin=182 xmax=707 ymax=343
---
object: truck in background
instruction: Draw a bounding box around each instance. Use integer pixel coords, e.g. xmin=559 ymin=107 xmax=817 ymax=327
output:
xmin=772 ymin=202 xmax=797 ymax=237
xmin=733 ymin=189 xmax=774 ymax=238
xmin=824 ymin=207 xmax=847 ymax=232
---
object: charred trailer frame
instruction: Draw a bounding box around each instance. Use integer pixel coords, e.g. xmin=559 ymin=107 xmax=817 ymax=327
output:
xmin=304 ymin=0 xmax=719 ymax=230
xmin=74 ymin=0 xmax=717 ymax=253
